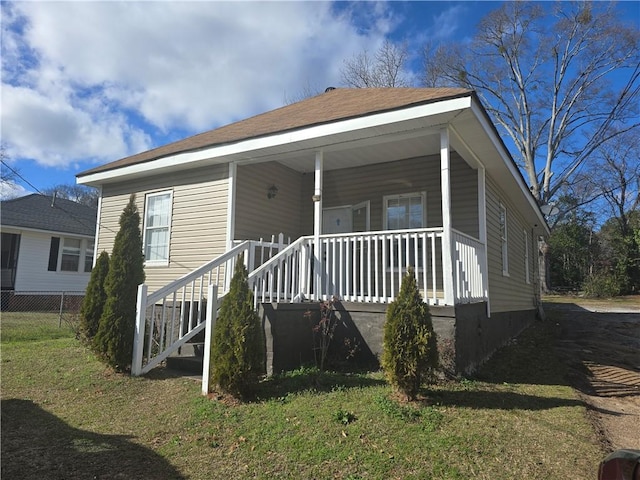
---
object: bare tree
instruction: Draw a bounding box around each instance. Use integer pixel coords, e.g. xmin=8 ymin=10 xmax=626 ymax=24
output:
xmin=0 ymin=145 xmax=24 ymax=199
xmin=341 ymin=40 xmax=412 ymax=88
xmin=423 ymin=1 xmax=640 ymax=209
xmin=42 ymin=184 xmax=99 ymax=207
xmin=588 ymin=131 xmax=640 ymax=235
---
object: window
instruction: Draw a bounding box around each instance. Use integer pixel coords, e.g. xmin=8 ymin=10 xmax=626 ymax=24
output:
xmin=384 ymin=193 xmax=426 ymax=269
xmin=384 ymin=192 xmax=426 ymax=230
xmin=524 ymin=230 xmax=530 ymax=284
xmin=85 ymin=241 xmax=95 ymax=273
xmin=144 ymin=191 xmax=172 ymax=265
xmin=60 ymin=238 xmax=82 ymax=272
xmin=499 ymin=203 xmax=509 ymax=276
xmin=48 ymin=236 xmax=93 ymax=273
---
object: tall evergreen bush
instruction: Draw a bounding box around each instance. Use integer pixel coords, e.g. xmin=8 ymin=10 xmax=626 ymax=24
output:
xmin=209 ymin=256 xmax=264 ymax=398
xmin=94 ymin=194 xmax=145 ymax=372
xmin=79 ymin=250 xmax=110 ymax=344
xmin=381 ymin=266 xmax=438 ymax=400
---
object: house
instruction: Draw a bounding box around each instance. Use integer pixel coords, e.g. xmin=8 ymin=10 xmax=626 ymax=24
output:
xmin=1 ymin=194 xmax=97 ymax=309
xmin=76 ymin=87 xmax=549 ymax=376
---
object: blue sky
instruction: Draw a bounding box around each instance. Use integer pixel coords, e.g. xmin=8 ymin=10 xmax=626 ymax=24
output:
xmin=1 ymin=1 xmax=638 ymax=199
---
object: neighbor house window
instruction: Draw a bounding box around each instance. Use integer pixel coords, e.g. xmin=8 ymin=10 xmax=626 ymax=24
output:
xmin=60 ymin=238 xmax=82 ymax=272
xmin=84 ymin=241 xmax=95 ymax=273
xmin=499 ymin=203 xmax=509 ymax=276
xmin=48 ymin=236 xmax=93 ymax=273
xmin=144 ymin=191 xmax=172 ymax=265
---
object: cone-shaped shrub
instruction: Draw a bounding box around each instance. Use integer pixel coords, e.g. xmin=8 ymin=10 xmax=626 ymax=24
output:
xmin=381 ymin=266 xmax=438 ymax=400
xmin=94 ymin=194 xmax=145 ymax=372
xmin=209 ymin=256 xmax=265 ymax=398
xmin=79 ymin=250 xmax=110 ymax=344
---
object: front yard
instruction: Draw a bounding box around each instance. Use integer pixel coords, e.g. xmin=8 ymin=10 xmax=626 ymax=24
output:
xmin=1 ymin=311 xmax=603 ymax=479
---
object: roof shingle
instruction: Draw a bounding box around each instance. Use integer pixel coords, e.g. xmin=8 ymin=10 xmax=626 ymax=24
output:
xmin=1 ymin=194 xmax=97 ymax=237
xmin=78 ymin=87 xmax=471 ymax=177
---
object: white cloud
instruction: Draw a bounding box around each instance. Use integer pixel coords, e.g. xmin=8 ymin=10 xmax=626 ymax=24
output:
xmin=1 ymin=1 xmax=390 ymax=169
xmin=0 ymin=180 xmax=31 ymax=200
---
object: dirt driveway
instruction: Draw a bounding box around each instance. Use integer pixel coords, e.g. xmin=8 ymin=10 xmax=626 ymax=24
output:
xmin=547 ymin=299 xmax=640 ymax=451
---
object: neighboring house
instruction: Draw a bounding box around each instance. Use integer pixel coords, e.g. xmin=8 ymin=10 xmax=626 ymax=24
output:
xmin=77 ymin=87 xmax=549 ymax=376
xmin=1 ymin=194 xmax=97 ymax=296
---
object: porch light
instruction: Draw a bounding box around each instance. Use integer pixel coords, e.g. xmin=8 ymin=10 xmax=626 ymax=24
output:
xmin=267 ymin=185 xmax=278 ymax=199
xmin=312 ymin=194 xmax=321 ymax=202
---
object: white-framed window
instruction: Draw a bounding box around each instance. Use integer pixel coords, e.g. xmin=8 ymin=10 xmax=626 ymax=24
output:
xmin=143 ymin=191 xmax=173 ymax=265
xmin=48 ymin=236 xmax=94 ymax=273
xmin=60 ymin=238 xmax=82 ymax=272
xmin=383 ymin=192 xmax=426 ymax=230
xmin=499 ymin=202 xmax=509 ymax=276
xmin=524 ymin=229 xmax=530 ymax=284
xmin=383 ymin=192 xmax=426 ymax=269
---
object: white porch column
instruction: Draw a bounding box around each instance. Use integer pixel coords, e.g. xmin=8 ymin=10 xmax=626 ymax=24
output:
xmin=226 ymin=162 xmax=237 ymax=251
xmin=440 ymin=129 xmax=455 ymax=305
xmin=478 ymin=166 xmax=491 ymax=316
xmin=313 ymin=151 xmax=324 ymax=301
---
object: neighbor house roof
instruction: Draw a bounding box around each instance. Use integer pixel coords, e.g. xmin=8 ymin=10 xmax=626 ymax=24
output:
xmin=78 ymin=87 xmax=471 ymax=176
xmin=1 ymin=194 xmax=97 ymax=237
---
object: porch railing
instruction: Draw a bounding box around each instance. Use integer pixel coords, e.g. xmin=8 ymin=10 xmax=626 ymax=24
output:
xmin=247 ymin=227 xmax=487 ymax=307
xmin=132 ymin=228 xmax=487 ymax=375
xmin=132 ymin=237 xmax=289 ymax=376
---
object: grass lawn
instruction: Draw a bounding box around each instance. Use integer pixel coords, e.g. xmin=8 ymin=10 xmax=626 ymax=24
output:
xmin=1 ymin=311 xmax=603 ymax=479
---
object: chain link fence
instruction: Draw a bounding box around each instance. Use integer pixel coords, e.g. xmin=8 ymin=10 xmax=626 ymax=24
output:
xmin=1 ymin=291 xmax=84 ymax=332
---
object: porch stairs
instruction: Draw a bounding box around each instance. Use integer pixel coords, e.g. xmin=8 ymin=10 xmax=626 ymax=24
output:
xmin=132 ymin=228 xmax=487 ymax=378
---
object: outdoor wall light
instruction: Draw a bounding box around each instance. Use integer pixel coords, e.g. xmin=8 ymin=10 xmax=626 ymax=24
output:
xmin=312 ymin=194 xmax=322 ymax=202
xmin=267 ymin=185 xmax=278 ymax=199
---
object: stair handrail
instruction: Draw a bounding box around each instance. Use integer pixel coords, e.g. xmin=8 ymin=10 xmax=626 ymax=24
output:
xmin=147 ymin=240 xmax=252 ymax=305
xmin=247 ymin=235 xmax=310 ymax=281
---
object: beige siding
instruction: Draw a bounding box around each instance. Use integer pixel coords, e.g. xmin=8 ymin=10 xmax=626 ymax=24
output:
xmin=99 ymin=165 xmax=228 ymax=292
xmin=300 ymin=153 xmax=479 ymax=237
xmin=234 ymin=162 xmax=304 ymax=241
xmin=485 ymin=174 xmax=536 ymax=313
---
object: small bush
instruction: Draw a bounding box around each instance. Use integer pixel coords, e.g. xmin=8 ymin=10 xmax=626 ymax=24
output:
xmin=79 ymin=251 xmax=109 ymax=345
xmin=582 ymin=271 xmax=623 ymax=298
xmin=209 ymin=256 xmax=265 ymax=398
xmin=381 ymin=266 xmax=438 ymax=400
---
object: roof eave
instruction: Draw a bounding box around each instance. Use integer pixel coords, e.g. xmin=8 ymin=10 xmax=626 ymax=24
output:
xmin=77 ymin=94 xmax=474 ymax=186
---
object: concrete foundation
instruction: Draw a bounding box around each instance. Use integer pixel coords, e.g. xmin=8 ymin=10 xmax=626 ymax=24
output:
xmin=258 ymin=301 xmax=536 ymax=376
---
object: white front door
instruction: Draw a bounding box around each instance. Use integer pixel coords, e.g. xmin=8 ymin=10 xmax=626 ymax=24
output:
xmin=323 ymin=206 xmax=353 ymax=234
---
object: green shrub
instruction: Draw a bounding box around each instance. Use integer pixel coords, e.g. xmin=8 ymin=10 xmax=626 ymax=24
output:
xmin=381 ymin=266 xmax=438 ymax=400
xmin=79 ymin=250 xmax=110 ymax=345
xmin=582 ymin=271 xmax=623 ymax=298
xmin=209 ymin=256 xmax=265 ymax=398
xmin=94 ymin=194 xmax=145 ymax=372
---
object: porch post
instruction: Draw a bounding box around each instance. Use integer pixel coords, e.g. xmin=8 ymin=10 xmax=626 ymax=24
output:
xmin=440 ymin=129 xmax=455 ymax=305
xmin=313 ymin=151 xmax=323 ymax=301
xmin=132 ymin=283 xmax=148 ymax=376
xmin=478 ymin=166 xmax=491 ymax=316
xmin=226 ymin=162 xmax=237 ymax=251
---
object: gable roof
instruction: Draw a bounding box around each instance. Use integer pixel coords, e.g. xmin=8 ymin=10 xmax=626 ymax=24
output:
xmin=1 ymin=194 xmax=97 ymax=237
xmin=78 ymin=87 xmax=471 ymax=177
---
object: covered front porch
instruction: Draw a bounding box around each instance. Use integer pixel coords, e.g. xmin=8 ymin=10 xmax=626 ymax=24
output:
xmin=133 ymin=125 xmax=491 ymax=376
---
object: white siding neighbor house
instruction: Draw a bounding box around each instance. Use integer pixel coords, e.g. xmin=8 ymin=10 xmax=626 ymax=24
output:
xmin=1 ymin=194 xmax=98 ymax=302
xmin=77 ymin=88 xmax=549 ymax=376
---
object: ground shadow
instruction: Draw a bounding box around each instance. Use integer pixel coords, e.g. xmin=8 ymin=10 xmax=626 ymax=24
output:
xmin=1 ymin=399 xmax=185 ymax=480
xmin=423 ymin=387 xmax=621 ymax=413
xmin=473 ymin=302 xmax=640 ymax=391
xmin=251 ymin=369 xmax=387 ymax=402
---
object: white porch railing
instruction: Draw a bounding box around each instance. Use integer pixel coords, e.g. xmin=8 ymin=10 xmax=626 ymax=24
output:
xmin=132 ymin=228 xmax=487 ymax=376
xmin=132 ymin=237 xmax=289 ymax=376
xmin=248 ymin=227 xmax=487 ymax=307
